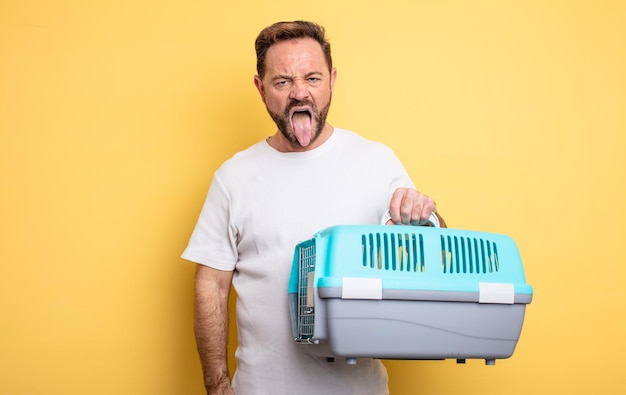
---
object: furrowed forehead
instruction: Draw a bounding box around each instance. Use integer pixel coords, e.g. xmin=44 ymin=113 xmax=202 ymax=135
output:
xmin=263 ymin=38 xmax=329 ymax=78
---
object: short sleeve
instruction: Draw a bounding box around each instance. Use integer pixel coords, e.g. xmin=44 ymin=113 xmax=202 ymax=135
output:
xmin=181 ymin=173 xmax=238 ymax=271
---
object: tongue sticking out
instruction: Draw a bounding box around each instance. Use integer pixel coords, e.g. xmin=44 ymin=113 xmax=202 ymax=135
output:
xmin=290 ymin=111 xmax=313 ymax=147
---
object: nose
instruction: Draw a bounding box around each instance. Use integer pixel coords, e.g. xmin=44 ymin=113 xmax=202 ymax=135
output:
xmin=289 ymin=78 xmax=309 ymax=101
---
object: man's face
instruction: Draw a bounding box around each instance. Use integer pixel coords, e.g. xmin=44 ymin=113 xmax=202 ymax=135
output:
xmin=254 ymin=38 xmax=336 ymax=150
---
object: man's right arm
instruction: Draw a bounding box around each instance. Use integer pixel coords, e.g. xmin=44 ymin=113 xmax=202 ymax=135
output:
xmin=194 ymin=264 xmax=235 ymax=395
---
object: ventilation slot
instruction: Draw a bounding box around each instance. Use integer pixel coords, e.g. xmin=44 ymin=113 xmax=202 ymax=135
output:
xmin=440 ymin=236 xmax=500 ymax=274
xmin=362 ymin=232 xmax=425 ymax=272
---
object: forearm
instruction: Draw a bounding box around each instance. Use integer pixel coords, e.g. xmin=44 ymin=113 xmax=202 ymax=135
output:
xmin=194 ymin=265 xmax=234 ymax=394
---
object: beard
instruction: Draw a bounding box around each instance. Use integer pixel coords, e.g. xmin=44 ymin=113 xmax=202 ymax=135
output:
xmin=267 ymin=97 xmax=332 ymax=148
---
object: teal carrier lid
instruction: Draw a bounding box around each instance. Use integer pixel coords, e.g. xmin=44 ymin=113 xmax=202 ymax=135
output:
xmin=289 ymin=225 xmax=533 ymax=301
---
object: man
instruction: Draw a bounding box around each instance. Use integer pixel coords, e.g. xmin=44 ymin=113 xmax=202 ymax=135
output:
xmin=182 ymin=21 xmax=445 ymax=395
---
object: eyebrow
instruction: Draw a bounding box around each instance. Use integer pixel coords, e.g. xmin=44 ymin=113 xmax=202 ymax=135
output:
xmin=271 ymin=71 xmax=324 ymax=81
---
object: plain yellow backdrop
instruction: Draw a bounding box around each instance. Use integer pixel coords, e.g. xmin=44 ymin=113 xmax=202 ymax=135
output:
xmin=1 ymin=1 xmax=625 ymax=394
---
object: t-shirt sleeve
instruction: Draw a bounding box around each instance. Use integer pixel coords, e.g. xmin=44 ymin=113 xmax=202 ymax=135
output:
xmin=386 ymin=148 xmax=416 ymax=199
xmin=181 ymin=173 xmax=238 ymax=271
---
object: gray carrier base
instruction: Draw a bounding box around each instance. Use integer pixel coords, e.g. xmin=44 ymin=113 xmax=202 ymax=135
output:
xmin=293 ymin=287 xmax=530 ymax=365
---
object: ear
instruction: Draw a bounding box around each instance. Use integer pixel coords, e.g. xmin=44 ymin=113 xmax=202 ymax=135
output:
xmin=329 ymin=68 xmax=337 ymax=95
xmin=254 ymin=75 xmax=266 ymax=102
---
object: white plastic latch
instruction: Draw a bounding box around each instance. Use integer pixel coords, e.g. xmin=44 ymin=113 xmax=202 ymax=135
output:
xmin=341 ymin=277 xmax=383 ymax=300
xmin=479 ymin=282 xmax=515 ymax=304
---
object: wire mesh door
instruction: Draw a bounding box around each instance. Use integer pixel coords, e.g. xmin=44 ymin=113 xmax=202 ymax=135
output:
xmin=297 ymin=242 xmax=316 ymax=341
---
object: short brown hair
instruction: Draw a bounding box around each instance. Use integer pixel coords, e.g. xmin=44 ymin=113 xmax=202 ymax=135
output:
xmin=255 ymin=21 xmax=333 ymax=79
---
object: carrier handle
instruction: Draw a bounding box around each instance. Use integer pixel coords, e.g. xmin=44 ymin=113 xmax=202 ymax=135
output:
xmin=380 ymin=210 xmax=440 ymax=227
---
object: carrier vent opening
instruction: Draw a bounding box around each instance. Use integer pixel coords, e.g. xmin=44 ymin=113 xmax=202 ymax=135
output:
xmin=297 ymin=244 xmax=316 ymax=339
xmin=440 ymin=235 xmax=500 ymax=274
xmin=361 ymin=232 xmax=425 ymax=272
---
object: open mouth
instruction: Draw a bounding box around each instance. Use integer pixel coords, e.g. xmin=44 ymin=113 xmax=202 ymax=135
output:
xmin=289 ymin=107 xmax=314 ymax=147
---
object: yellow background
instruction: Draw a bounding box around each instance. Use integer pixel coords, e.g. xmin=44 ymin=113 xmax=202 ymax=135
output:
xmin=1 ymin=1 xmax=625 ymax=394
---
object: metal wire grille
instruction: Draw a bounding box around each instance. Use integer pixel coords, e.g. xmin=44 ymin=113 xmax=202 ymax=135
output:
xmin=297 ymin=243 xmax=316 ymax=340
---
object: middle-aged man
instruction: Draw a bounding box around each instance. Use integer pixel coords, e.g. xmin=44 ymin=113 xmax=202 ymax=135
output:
xmin=183 ymin=20 xmax=446 ymax=395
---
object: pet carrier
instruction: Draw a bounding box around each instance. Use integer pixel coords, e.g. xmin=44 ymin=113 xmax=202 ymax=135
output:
xmin=288 ymin=225 xmax=533 ymax=365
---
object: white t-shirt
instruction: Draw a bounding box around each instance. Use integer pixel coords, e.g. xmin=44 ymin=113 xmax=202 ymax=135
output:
xmin=182 ymin=128 xmax=414 ymax=395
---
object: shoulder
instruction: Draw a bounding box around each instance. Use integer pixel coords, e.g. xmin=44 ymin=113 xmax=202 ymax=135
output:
xmin=229 ymin=139 xmax=269 ymax=161
xmin=216 ymin=139 xmax=269 ymax=173
xmin=333 ymin=128 xmax=396 ymax=155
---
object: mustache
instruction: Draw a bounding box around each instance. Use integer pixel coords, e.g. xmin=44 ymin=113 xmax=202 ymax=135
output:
xmin=285 ymin=99 xmax=316 ymax=114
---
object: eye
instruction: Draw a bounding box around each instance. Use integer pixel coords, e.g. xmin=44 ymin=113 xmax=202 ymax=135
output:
xmin=274 ymin=80 xmax=289 ymax=88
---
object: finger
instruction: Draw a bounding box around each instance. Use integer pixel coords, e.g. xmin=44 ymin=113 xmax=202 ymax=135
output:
xmin=388 ymin=188 xmax=406 ymax=224
xmin=400 ymin=191 xmax=416 ymax=225
xmin=408 ymin=196 xmax=424 ymax=225
xmin=415 ymin=197 xmax=436 ymax=225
